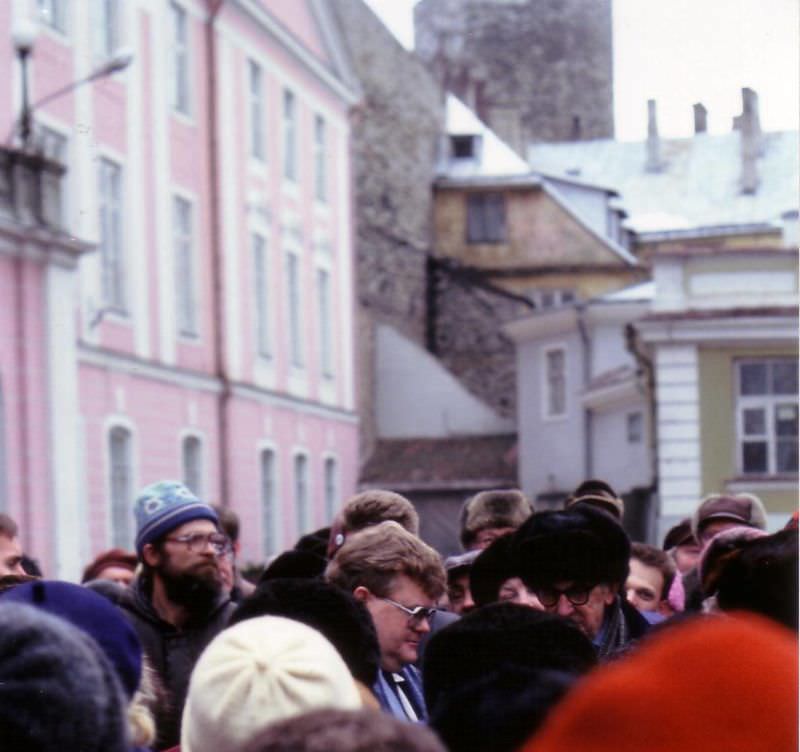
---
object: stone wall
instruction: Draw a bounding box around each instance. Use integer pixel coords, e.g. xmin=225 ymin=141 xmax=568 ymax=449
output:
xmin=414 ymin=0 xmax=614 ymax=151
xmin=327 ymin=0 xmax=444 ymax=458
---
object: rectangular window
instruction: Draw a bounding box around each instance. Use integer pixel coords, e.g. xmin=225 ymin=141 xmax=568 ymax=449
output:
xmin=109 ymin=426 xmax=133 ymax=549
xmin=261 ymin=449 xmax=277 ymax=556
xmin=170 ymin=2 xmax=190 ymax=114
xmin=181 ymin=436 xmax=202 ymax=496
xmin=466 ymin=192 xmax=506 ymax=244
xmin=253 ymin=233 xmax=271 ymax=358
xmin=248 ymin=60 xmax=264 ymax=160
xmin=324 ymin=457 xmax=337 ymax=522
xmin=173 ymin=196 xmax=197 ymax=336
xmin=294 ymin=454 xmax=309 ymax=534
xmin=38 ymin=0 xmax=68 ymax=33
xmin=737 ymin=359 xmax=798 ymax=475
xmin=544 ymin=348 xmax=566 ymax=418
xmin=93 ymin=0 xmax=120 ymax=58
xmin=314 ymin=115 xmax=326 ymax=202
xmin=287 ymin=252 xmax=303 ymax=368
xmin=627 ymin=412 xmax=643 ymax=443
xmin=98 ymin=158 xmax=125 ymax=311
xmin=317 ymin=268 xmax=334 ymax=377
xmin=37 ymin=125 xmax=68 ymax=227
xmin=282 ymin=89 xmax=297 ymax=182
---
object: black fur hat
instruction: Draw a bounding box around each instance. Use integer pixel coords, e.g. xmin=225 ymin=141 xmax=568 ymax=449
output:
xmin=513 ymin=505 xmax=631 ymax=591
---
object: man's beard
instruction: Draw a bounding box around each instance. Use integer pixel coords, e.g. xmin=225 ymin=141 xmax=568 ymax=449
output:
xmin=157 ymin=556 xmax=223 ymax=615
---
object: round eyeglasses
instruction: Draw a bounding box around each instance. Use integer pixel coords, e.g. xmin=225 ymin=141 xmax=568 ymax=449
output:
xmin=534 ymin=584 xmax=593 ymax=608
xmin=379 ymin=596 xmax=437 ymax=625
xmin=163 ymin=532 xmax=230 ymax=555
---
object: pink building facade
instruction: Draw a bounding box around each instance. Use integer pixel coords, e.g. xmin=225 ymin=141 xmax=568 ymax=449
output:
xmin=0 ymin=0 xmax=360 ymax=578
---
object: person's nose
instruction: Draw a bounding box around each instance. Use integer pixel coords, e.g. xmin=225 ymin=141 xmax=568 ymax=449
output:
xmin=413 ymin=615 xmax=432 ymax=635
xmin=555 ymin=594 xmax=574 ymax=617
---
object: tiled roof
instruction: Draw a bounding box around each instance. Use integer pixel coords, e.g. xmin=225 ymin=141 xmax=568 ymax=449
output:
xmin=360 ymin=434 xmax=518 ymax=489
xmin=528 ymin=131 xmax=798 ymax=234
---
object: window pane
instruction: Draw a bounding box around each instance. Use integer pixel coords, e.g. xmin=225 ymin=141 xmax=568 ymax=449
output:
xmin=324 ymin=458 xmax=337 ymax=522
xmin=287 ymin=253 xmax=303 ymax=367
xmin=547 ymin=350 xmax=565 ymax=416
xmin=182 ymin=436 xmax=202 ymax=495
xmin=294 ymin=455 xmax=308 ymax=533
xmin=775 ymin=404 xmax=798 ymax=437
xmin=742 ymin=407 xmax=766 ymax=436
xmin=776 ymin=440 xmax=798 ymax=473
xmin=772 ymin=361 xmax=798 ymax=395
xmin=261 ymin=450 xmax=276 ymax=556
xmin=109 ymin=427 xmax=132 ymax=548
xmin=253 ymin=235 xmax=270 ymax=357
xmin=249 ymin=61 xmax=264 ymax=160
xmin=739 ymin=363 xmax=767 ymax=395
xmin=742 ymin=441 xmax=768 ymax=474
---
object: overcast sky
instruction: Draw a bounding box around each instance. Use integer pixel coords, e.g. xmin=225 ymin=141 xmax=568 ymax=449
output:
xmin=364 ymin=0 xmax=799 ymax=142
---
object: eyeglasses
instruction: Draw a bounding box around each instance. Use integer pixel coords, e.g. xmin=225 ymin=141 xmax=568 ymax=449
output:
xmin=379 ymin=597 xmax=437 ymax=625
xmin=534 ymin=584 xmax=593 ymax=608
xmin=164 ymin=532 xmax=230 ymax=555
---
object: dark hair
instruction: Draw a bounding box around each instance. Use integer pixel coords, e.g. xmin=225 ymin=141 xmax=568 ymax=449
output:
xmin=715 ymin=529 xmax=798 ymax=631
xmin=513 ymin=506 xmax=631 ymax=592
xmin=230 ymin=578 xmax=380 ymax=685
xmin=210 ymin=505 xmax=240 ymax=544
xmin=421 ymin=602 xmax=596 ymax=715
xmin=430 ymin=667 xmax=575 ymax=752
xmin=294 ymin=527 xmax=331 ymax=559
xmin=259 ymin=550 xmax=327 ymax=582
xmin=469 ymin=533 xmax=516 ymax=607
xmin=630 ymin=542 xmax=676 ymax=600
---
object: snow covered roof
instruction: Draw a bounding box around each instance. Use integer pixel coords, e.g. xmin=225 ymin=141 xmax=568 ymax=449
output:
xmin=528 ymin=131 xmax=799 ymax=235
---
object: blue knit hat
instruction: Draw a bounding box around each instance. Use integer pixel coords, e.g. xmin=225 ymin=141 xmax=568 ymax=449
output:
xmin=134 ymin=480 xmax=218 ymax=556
xmin=1 ymin=580 xmax=143 ymax=699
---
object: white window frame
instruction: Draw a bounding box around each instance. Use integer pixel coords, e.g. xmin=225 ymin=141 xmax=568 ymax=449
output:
xmin=181 ymin=433 xmax=203 ymax=497
xmin=36 ymin=122 xmax=69 ymax=229
xmin=173 ymin=193 xmax=198 ymax=337
xmin=323 ymin=455 xmax=338 ymax=523
xmin=253 ymin=232 xmax=272 ymax=359
xmin=98 ymin=156 xmax=127 ymax=313
xmin=286 ymin=250 xmax=304 ymax=369
xmin=170 ymin=1 xmax=191 ymax=116
xmin=282 ymin=88 xmax=297 ymax=182
xmin=313 ymin=114 xmax=326 ymax=203
xmin=735 ymin=359 xmax=798 ymax=476
xmin=107 ymin=423 xmax=134 ymax=550
xmin=37 ymin=0 xmax=69 ymax=36
xmin=542 ymin=345 xmax=567 ymax=420
xmin=93 ymin=0 xmax=122 ymax=60
xmin=259 ymin=445 xmax=279 ymax=556
xmin=293 ymin=451 xmax=310 ymax=535
xmin=317 ymin=266 xmax=334 ymax=378
xmin=248 ymin=59 xmax=265 ymax=161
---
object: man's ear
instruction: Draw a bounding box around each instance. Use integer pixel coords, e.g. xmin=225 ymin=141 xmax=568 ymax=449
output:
xmin=141 ymin=543 xmax=160 ymax=568
xmin=353 ymin=585 xmax=370 ymax=603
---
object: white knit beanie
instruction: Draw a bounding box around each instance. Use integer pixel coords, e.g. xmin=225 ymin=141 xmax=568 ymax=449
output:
xmin=181 ymin=616 xmax=362 ymax=752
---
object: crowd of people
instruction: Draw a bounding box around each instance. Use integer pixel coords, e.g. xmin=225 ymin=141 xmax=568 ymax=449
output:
xmin=0 ymin=478 xmax=796 ymax=751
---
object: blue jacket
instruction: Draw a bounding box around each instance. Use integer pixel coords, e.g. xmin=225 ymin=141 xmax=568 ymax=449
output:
xmin=373 ymin=664 xmax=428 ymax=722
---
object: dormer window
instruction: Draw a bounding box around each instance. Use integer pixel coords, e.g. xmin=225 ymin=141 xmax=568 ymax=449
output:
xmin=451 ymin=134 xmax=479 ymax=159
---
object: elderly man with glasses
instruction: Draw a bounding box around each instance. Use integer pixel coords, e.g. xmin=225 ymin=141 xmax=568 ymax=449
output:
xmin=326 ymin=520 xmax=446 ymax=722
xmin=512 ymin=504 xmax=650 ymax=659
xmin=119 ymin=480 xmax=235 ymax=749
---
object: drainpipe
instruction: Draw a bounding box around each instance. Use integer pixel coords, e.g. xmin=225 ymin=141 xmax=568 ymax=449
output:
xmin=625 ymin=322 xmax=658 ymax=539
xmin=206 ymin=0 xmax=231 ymax=506
xmin=576 ymin=304 xmax=592 ymax=479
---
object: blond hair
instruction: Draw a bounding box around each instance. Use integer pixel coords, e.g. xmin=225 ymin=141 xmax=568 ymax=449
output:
xmin=326 ymin=521 xmax=445 ymax=599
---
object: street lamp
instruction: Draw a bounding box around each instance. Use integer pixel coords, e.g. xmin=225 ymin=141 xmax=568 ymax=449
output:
xmin=9 ymin=20 xmax=135 ymax=150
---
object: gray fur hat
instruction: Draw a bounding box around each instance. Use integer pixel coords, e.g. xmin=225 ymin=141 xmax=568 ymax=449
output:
xmin=460 ymin=489 xmax=533 ymax=549
xmin=0 ymin=602 xmax=129 ymax=752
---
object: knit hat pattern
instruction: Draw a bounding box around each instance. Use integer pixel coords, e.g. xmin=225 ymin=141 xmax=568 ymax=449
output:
xmin=181 ymin=615 xmax=362 ymax=752
xmin=460 ymin=489 xmax=533 ymax=547
xmin=0 ymin=602 xmax=129 ymax=752
xmin=1 ymin=579 xmax=143 ymax=699
xmin=134 ymin=480 xmax=218 ymax=555
xmin=522 ymin=613 xmax=798 ymax=752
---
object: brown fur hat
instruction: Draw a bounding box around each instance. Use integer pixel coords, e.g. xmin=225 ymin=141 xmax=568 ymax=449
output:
xmin=460 ymin=489 xmax=533 ymax=549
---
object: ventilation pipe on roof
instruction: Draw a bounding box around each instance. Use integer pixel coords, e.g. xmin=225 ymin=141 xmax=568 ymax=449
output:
xmin=736 ymin=87 xmax=762 ymax=194
xmin=693 ymin=103 xmax=707 ymax=134
xmin=645 ymin=99 xmax=663 ymax=172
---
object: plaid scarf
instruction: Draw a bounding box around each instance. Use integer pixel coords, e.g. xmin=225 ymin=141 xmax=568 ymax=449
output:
xmin=595 ymin=597 xmax=630 ymax=660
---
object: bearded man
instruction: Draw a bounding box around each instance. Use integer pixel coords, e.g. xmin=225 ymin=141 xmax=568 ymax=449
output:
xmin=119 ymin=481 xmax=234 ymax=750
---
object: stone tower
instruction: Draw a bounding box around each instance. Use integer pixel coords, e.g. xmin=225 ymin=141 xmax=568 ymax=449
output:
xmin=414 ymin=0 xmax=614 ymax=154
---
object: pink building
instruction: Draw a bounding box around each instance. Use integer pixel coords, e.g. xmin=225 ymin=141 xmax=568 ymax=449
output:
xmin=0 ymin=0 xmax=360 ymax=578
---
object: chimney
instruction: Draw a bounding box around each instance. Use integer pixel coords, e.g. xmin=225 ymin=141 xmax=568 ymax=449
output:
xmin=645 ymin=99 xmax=663 ymax=172
xmin=738 ymin=87 xmax=761 ymax=194
xmin=693 ymin=102 xmax=707 ymax=134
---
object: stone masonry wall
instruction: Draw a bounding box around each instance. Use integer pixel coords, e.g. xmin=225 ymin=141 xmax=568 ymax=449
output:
xmin=414 ymin=0 xmax=614 ymax=152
